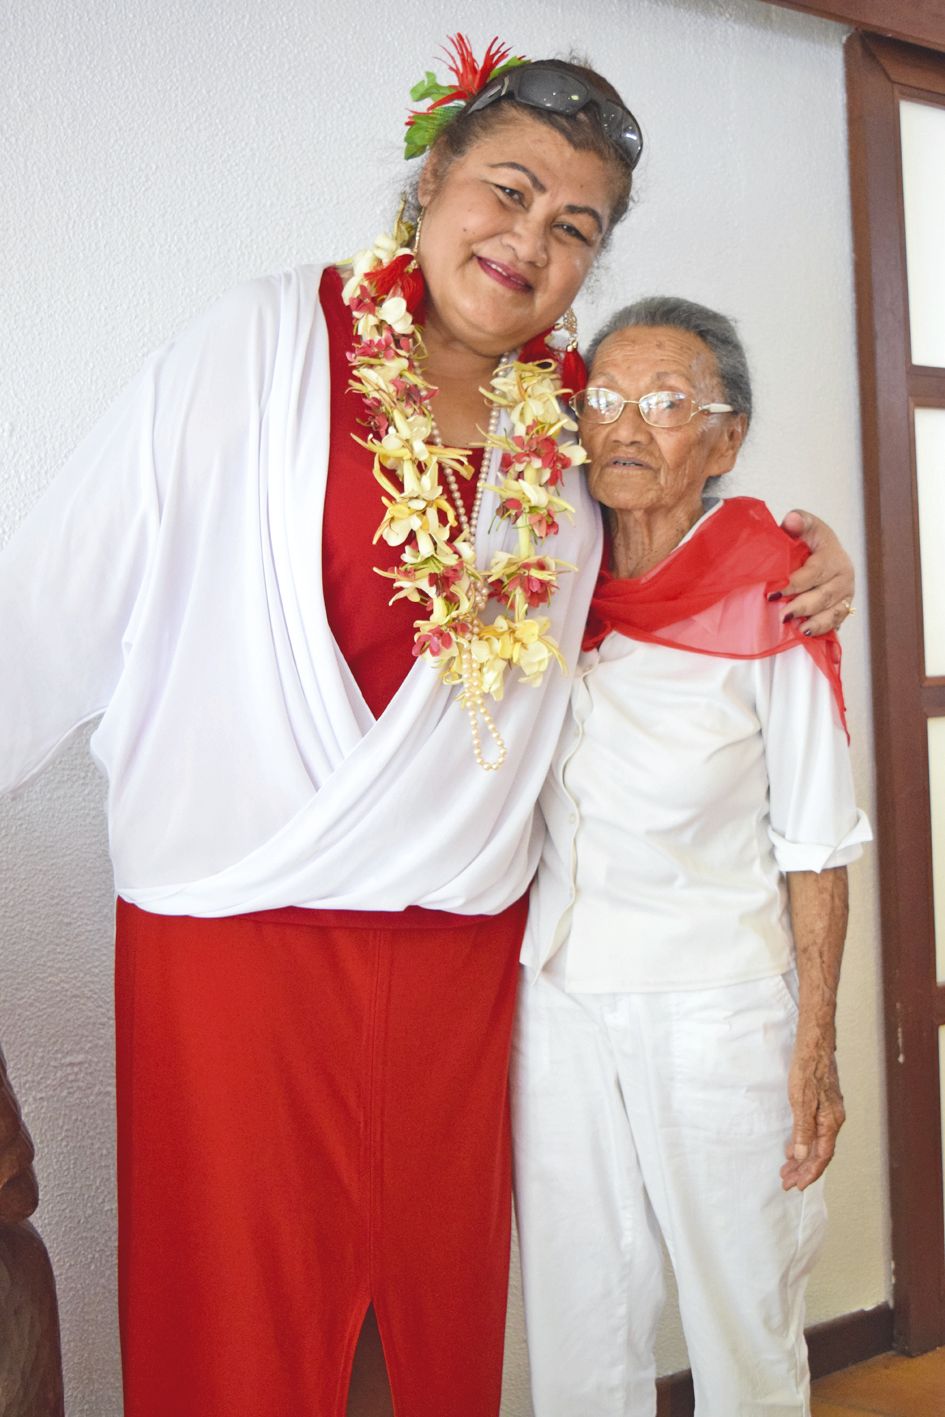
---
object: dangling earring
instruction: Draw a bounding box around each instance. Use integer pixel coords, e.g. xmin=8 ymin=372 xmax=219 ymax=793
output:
xmin=547 ymin=307 xmax=586 ymax=397
xmin=411 ymin=208 xmax=425 ymax=257
xmin=547 ymin=306 xmax=579 ymax=353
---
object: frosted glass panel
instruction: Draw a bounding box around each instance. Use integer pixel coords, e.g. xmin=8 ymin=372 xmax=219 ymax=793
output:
xmin=931 ymin=719 xmax=945 ymax=982
xmin=901 ymin=101 xmax=945 ymax=368
xmin=916 ymin=408 xmax=945 ymax=677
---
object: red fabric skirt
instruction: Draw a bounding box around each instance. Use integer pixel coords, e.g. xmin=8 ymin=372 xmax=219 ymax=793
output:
xmin=115 ymin=895 xmax=527 ymax=1417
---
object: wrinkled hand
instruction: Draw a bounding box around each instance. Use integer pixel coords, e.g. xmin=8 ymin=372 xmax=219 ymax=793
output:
xmin=777 ymin=510 xmax=855 ymax=637
xmin=0 ymin=1049 xmax=39 ymax=1224
xmin=781 ymin=1031 xmax=845 ymax=1191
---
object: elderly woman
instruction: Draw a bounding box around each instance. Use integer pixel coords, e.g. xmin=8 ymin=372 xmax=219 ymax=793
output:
xmin=513 ymin=296 xmax=870 ymax=1417
xmin=1 ymin=37 xmax=855 ymax=1417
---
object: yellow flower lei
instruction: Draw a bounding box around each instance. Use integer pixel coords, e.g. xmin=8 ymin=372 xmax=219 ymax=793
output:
xmin=341 ymin=219 xmax=587 ymax=769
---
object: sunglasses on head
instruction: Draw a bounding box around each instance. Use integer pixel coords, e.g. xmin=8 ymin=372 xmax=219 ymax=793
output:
xmin=464 ymin=66 xmax=644 ymax=170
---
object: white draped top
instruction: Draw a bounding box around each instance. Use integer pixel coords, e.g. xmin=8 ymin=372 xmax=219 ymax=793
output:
xmin=1 ymin=266 xmax=603 ymax=917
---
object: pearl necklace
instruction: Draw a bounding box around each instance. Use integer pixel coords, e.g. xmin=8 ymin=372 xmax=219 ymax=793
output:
xmin=429 ymin=377 xmax=509 ymax=771
xmin=428 ymin=363 xmax=508 ymax=542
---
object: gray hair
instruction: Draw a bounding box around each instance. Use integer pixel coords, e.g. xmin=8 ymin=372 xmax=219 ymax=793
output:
xmin=586 ymin=296 xmax=753 ymax=424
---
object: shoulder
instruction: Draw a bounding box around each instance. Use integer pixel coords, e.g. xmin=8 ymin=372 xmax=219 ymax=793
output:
xmin=713 ymin=496 xmax=802 ymax=586
xmin=164 ymin=264 xmax=327 ymax=365
xmin=149 ymin=265 xmax=331 ymax=423
xmin=719 ymin=496 xmax=789 ymax=541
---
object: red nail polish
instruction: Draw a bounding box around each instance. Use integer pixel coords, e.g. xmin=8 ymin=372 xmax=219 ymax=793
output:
xmin=782 ymin=613 xmax=794 ymax=624
xmin=803 ymin=628 xmax=813 ymax=637
xmin=767 ymin=591 xmax=782 ymax=602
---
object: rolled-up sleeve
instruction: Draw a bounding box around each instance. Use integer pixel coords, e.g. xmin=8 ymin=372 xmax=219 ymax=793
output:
xmin=759 ymin=644 xmax=872 ymax=872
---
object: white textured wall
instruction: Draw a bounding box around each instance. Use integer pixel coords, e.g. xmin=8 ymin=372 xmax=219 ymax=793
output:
xmin=0 ymin=1 xmax=887 ymax=1412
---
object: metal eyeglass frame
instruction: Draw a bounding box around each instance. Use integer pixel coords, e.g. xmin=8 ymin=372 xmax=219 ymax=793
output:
xmin=572 ymin=388 xmax=735 ymax=428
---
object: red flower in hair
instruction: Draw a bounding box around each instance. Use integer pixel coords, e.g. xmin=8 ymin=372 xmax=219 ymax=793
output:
xmin=404 ymin=34 xmax=526 ymax=160
xmin=439 ymin=34 xmax=518 ymax=103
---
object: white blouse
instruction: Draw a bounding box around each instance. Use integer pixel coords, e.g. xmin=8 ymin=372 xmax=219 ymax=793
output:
xmin=0 ymin=266 xmax=603 ymax=917
xmin=523 ymin=508 xmax=871 ymax=992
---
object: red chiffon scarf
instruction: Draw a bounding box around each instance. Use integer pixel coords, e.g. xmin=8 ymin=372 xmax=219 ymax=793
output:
xmin=583 ymin=497 xmax=848 ymax=737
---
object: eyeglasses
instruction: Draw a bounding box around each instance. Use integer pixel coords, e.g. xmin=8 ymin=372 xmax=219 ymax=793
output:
xmin=571 ymin=386 xmax=734 ymax=428
xmin=464 ymin=67 xmax=644 ymax=170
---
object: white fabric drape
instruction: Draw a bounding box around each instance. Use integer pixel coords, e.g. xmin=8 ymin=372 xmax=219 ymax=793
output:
xmin=1 ymin=266 xmax=602 ymax=916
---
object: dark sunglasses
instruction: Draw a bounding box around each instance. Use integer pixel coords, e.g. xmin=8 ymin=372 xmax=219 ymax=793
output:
xmin=464 ymin=66 xmax=643 ymax=170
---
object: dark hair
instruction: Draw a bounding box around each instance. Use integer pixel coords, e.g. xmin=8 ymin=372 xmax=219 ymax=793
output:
xmin=424 ymin=58 xmax=636 ymax=235
xmin=587 ymin=295 xmax=753 ymax=425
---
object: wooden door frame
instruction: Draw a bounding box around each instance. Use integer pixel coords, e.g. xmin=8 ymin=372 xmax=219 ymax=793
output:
xmin=845 ymin=30 xmax=945 ymax=1354
xmin=759 ymin=0 xmax=945 ymax=54
xmin=762 ymin=0 xmax=945 ymax=1356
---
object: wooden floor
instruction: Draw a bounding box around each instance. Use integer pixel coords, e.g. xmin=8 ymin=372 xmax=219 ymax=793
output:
xmin=811 ymin=1346 xmax=945 ymax=1415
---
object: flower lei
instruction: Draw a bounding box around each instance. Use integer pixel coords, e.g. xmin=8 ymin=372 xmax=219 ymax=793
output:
xmin=341 ymin=217 xmax=587 ymax=770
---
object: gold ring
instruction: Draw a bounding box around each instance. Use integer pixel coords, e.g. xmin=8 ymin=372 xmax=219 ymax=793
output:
xmin=841 ymin=598 xmax=855 ymax=617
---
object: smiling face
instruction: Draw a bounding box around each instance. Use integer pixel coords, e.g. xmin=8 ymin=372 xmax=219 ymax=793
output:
xmin=417 ymin=111 xmax=617 ymax=358
xmin=584 ymin=325 xmax=747 ymax=527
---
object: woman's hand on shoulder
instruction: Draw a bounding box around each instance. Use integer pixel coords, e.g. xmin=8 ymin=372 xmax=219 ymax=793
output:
xmin=776 ymin=510 xmax=855 ymax=637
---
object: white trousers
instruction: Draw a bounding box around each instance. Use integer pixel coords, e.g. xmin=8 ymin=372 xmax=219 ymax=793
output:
xmin=511 ymin=969 xmax=828 ymax=1417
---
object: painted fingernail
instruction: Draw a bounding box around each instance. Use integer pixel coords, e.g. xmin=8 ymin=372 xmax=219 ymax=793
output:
xmin=803 ymin=629 xmax=813 ymax=637
xmin=767 ymin=591 xmax=783 ymax=602
xmin=782 ymin=613 xmax=794 ymax=624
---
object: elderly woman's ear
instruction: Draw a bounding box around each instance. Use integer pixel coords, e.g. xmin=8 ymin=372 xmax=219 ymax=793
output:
xmin=715 ymin=412 xmax=748 ymax=478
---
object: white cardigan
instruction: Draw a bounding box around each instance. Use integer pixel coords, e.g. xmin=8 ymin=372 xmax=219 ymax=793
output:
xmin=1 ymin=267 xmax=602 ymax=917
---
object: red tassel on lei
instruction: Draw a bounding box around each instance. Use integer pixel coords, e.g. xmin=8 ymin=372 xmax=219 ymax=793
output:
xmin=518 ymin=331 xmax=554 ymax=365
xmin=559 ymin=346 xmax=587 ymax=397
xmin=518 ymin=330 xmax=587 ymax=398
xmin=368 ymin=253 xmax=426 ymax=316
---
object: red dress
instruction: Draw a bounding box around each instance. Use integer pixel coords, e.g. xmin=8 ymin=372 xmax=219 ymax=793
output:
xmin=115 ymin=267 xmax=526 ymax=1417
